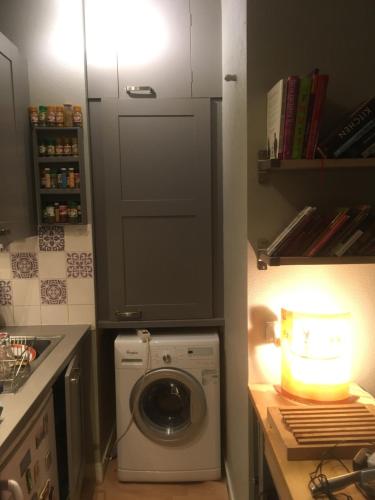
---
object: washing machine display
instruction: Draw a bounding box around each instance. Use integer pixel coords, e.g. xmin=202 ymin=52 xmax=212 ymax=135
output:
xmin=115 ymin=332 xmax=221 ymax=482
xmin=131 ymin=368 xmax=206 ymax=444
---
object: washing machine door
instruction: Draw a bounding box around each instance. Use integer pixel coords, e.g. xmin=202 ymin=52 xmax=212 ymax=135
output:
xmin=130 ymin=368 xmax=206 ymax=445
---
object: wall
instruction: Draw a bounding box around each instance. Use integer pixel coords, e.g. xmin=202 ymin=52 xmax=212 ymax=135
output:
xmin=222 ymin=1 xmax=248 ymax=499
xmin=247 ymin=0 xmax=375 ymax=396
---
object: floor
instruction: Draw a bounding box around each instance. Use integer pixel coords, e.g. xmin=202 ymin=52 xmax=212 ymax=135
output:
xmin=83 ymin=460 xmax=229 ymax=500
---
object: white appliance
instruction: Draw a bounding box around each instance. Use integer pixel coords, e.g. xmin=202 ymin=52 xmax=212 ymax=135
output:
xmin=115 ymin=332 xmax=221 ymax=482
xmin=0 ymin=391 xmax=59 ymax=499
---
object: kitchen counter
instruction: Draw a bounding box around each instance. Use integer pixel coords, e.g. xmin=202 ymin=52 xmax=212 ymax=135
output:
xmin=0 ymin=324 xmax=90 ymax=464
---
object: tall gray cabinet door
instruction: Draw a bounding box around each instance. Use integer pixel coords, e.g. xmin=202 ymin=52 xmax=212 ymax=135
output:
xmin=102 ymin=99 xmax=212 ymax=321
xmin=117 ymin=0 xmax=192 ymax=99
xmin=0 ymin=32 xmax=34 ymax=245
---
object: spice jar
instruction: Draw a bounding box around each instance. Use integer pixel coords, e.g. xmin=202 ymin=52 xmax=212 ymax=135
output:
xmin=68 ymin=202 xmax=78 ymax=223
xmin=55 ymin=105 xmax=64 ymax=126
xmin=38 ymin=105 xmax=47 ymax=126
xmin=46 ymin=139 xmax=55 ymax=156
xmin=59 ymin=168 xmax=68 ymax=188
xmin=68 ymin=168 xmax=75 ymax=188
xmin=47 ymin=106 xmax=56 ymax=126
xmin=54 ymin=202 xmax=60 ymax=222
xmin=77 ymin=204 xmax=82 ymax=221
xmin=74 ymin=171 xmax=80 ymax=188
xmin=28 ymin=106 xmax=38 ymax=126
xmin=63 ymin=104 xmax=73 ymax=127
xmin=59 ymin=204 xmax=68 ymax=223
xmin=55 ymin=137 xmax=64 ymax=156
xmin=50 ymin=168 xmax=58 ymax=189
xmin=45 ymin=205 xmax=55 ymax=224
xmin=72 ymin=105 xmax=83 ymax=127
xmin=42 ymin=167 xmax=51 ymax=189
xmin=63 ymin=138 xmax=72 ymax=156
xmin=38 ymin=140 xmax=47 ymax=157
xmin=71 ymin=137 xmax=79 ymax=156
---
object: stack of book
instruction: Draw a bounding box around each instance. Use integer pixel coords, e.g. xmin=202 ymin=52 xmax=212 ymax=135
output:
xmin=317 ymin=97 xmax=375 ymax=159
xmin=267 ymin=69 xmax=329 ymax=160
xmin=266 ymin=205 xmax=375 ymax=258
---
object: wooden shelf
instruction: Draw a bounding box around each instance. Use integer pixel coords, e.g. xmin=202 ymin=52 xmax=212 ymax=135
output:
xmin=37 ymin=156 xmax=79 ymax=163
xmin=258 ymin=158 xmax=375 ymax=182
xmin=258 ymin=253 xmax=375 ymax=269
xmin=34 ymin=126 xmax=81 ymax=131
xmin=39 ymin=189 xmax=80 ymax=195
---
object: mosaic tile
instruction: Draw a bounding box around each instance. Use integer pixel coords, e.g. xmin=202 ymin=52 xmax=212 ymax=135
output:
xmin=39 ymin=226 xmax=65 ymax=252
xmin=11 ymin=252 xmax=38 ymax=279
xmin=0 ymin=281 xmax=12 ymax=306
xmin=41 ymin=279 xmax=67 ymax=305
xmin=67 ymin=252 xmax=93 ymax=278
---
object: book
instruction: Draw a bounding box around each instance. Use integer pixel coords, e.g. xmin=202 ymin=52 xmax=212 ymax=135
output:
xmin=305 ymin=74 xmax=329 ymax=159
xmin=317 ymin=96 xmax=375 ymax=158
xmin=266 ymin=206 xmax=315 ymax=256
xmin=292 ymin=75 xmax=312 ymax=159
xmin=280 ymin=212 xmax=327 ymax=256
xmin=282 ymin=76 xmax=300 ymax=159
xmin=346 ymin=127 xmax=375 ymax=158
xmin=272 ymin=208 xmax=317 ymax=256
xmin=302 ymin=69 xmax=320 ymax=158
xmin=334 ymin=229 xmax=365 ymax=256
xmin=326 ymin=205 xmax=371 ymax=255
xmin=266 ymin=79 xmax=287 ymax=159
xmin=303 ymin=209 xmax=350 ymax=257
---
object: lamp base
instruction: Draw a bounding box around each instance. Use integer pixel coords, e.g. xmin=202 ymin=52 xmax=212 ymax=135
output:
xmin=274 ymin=385 xmax=358 ymax=405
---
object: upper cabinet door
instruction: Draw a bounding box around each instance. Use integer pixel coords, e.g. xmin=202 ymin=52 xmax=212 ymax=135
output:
xmin=0 ymin=32 xmax=35 ymax=245
xmin=117 ymin=0 xmax=192 ymax=99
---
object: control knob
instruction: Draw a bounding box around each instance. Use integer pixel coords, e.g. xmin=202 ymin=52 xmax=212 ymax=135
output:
xmin=162 ymin=354 xmax=172 ymax=364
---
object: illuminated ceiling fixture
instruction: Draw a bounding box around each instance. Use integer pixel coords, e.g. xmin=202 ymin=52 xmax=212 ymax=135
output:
xmin=280 ymin=308 xmax=351 ymax=402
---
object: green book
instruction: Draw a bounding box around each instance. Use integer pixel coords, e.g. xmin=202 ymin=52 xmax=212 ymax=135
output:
xmin=292 ymin=76 xmax=312 ymax=159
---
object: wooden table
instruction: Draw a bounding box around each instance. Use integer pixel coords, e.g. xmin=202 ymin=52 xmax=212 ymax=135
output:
xmin=248 ymin=383 xmax=375 ymax=500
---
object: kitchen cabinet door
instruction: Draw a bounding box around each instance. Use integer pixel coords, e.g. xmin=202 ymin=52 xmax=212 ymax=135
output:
xmin=0 ymin=32 xmax=35 ymax=246
xmin=98 ymin=98 xmax=213 ymax=321
xmin=117 ymin=0 xmax=192 ymax=99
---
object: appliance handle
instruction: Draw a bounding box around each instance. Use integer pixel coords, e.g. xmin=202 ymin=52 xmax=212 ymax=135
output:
xmin=0 ymin=479 xmax=24 ymax=500
xmin=125 ymin=85 xmax=156 ymax=97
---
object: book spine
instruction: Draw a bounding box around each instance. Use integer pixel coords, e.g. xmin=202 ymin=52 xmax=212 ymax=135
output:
xmin=302 ymin=69 xmax=319 ymax=158
xmin=305 ymin=75 xmax=329 ymax=159
xmin=304 ymin=211 xmax=349 ymax=257
xmin=282 ymin=76 xmax=300 ymax=159
xmin=333 ymin=119 xmax=375 ymax=157
xmin=292 ymin=76 xmax=312 ymax=159
xmin=277 ymin=81 xmax=288 ymax=159
xmin=266 ymin=206 xmax=314 ymax=256
xmin=318 ymin=98 xmax=375 ymax=158
xmin=334 ymin=229 xmax=364 ymax=257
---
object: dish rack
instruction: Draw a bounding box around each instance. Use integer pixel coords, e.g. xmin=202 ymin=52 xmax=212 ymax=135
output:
xmin=0 ymin=336 xmax=37 ymax=393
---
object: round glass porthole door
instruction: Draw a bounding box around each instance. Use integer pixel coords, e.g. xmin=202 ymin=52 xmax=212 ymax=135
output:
xmin=130 ymin=368 xmax=206 ymax=444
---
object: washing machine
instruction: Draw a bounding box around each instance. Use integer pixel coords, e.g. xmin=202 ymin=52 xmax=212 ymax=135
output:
xmin=114 ymin=331 xmax=221 ymax=482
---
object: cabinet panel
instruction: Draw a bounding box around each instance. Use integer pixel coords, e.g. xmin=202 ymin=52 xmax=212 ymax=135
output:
xmin=0 ymin=32 xmax=35 ymax=245
xmin=117 ymin=0 xmax=192 ymax=99
xmin=101 ymin=98 xmax=212 ymax=321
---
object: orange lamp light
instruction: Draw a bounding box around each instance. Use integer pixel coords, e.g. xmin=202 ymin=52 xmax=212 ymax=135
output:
xmin=280 ymin=308 xmax=351 ymax=402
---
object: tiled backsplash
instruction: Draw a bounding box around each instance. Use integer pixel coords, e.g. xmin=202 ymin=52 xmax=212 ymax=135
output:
xmin=0 ymin=225 xmax=95 ymax=328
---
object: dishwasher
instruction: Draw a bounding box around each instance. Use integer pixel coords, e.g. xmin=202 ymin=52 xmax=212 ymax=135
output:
xmin=0 ymin=391 xmax=59 ymax=500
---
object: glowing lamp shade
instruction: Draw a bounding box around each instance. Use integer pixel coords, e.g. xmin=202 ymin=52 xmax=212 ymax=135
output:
xmin=280 ymin=308 xmax=351 ymax=402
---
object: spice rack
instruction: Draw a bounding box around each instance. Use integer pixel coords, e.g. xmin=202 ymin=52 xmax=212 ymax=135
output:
xmin=32 ymin=127 xmax=87 ymax=225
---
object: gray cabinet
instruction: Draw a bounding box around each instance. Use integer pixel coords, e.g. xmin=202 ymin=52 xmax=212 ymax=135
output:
xmin=0 ymin=32 xmax=35 ymax=246
xmin=92 ymin=98 xmax=213 ymax=321
xmin=84 ymin=0 xmax=222 ymax=99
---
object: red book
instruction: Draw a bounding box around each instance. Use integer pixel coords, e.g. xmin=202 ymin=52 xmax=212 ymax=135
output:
xmin=305 ymin=74 xmax=329 ymax=159
xmin=304 ymin=210 xmax=350 ymax=257
xmin=282 ymin=76 xmax=300 ymax=159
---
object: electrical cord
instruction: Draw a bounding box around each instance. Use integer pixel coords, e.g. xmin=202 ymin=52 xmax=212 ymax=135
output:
xmin=105 ymin=331 xmax=152 ymax=463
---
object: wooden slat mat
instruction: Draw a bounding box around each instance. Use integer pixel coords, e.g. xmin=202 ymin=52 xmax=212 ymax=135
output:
xmin=268 ymin=403 xmax=375 ymax=460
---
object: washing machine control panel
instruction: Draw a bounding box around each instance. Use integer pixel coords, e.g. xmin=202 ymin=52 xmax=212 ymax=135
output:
xmin=151 ymin=345 xmax=216 ymax=368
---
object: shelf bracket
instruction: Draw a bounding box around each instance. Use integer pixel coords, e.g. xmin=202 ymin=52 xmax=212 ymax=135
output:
xmin=256 ymin=240 xmax=269 ymax=270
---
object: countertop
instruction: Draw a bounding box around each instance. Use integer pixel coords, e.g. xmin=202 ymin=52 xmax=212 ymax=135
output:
xmin=249 ymin=383 xmax=375 ymax=500
xmin=0 ymin=324 xmax=89 ymax=464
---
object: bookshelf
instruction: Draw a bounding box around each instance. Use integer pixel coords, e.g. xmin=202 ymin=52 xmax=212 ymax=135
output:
xmin=258 ymin=157 xmax=375 ymax=184
xmin=257 ymin=253 xmax=375 ymax=270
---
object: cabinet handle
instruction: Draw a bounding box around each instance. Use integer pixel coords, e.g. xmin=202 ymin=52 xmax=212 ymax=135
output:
xmin=0 ymin=228 xmax=10 ymax=236
xmin=115 ymin=310 xmax=142 ymax=320
xmin=126 ymin=85 xmax=156 ymax=98
xmin=224 ymin=74 xmax=238 ymax=82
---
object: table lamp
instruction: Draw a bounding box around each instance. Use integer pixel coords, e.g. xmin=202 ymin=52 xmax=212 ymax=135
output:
xmin=280 ymin=308 xmax=351 ymax=402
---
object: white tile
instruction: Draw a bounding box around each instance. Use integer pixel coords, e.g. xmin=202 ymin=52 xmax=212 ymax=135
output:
xmin=65 ymin=224 xmax=93 ymax=252
xmin=67 ymin=278 xmax=95 ymax=305
xmin=68 ymin=305 xmax=96 ymax=328
xmin=8 ymin=236 xmax=38 ymax=253
xmin=12 ymin=279 xmax=40 ymax=306
xmin=0 ymin=305 xmax=14 ymax=326
xmin=14 ymin=306 xmax=41 ymax=326
xmin=39 ymin=252 xmax=67 ymax=279
xmin=41 ymin=305 xmax=68 ymax=325
xmin=0 ymin=252 xmax=11 ymax=279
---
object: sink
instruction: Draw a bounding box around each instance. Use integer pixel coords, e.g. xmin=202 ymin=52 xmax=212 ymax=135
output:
xmin=0 ymin=335 xmax=64 ymax=393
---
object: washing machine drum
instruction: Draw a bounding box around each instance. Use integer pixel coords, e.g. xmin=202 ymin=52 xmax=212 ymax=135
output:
xmin=130 ymin=368 xmax=207 ymax=445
